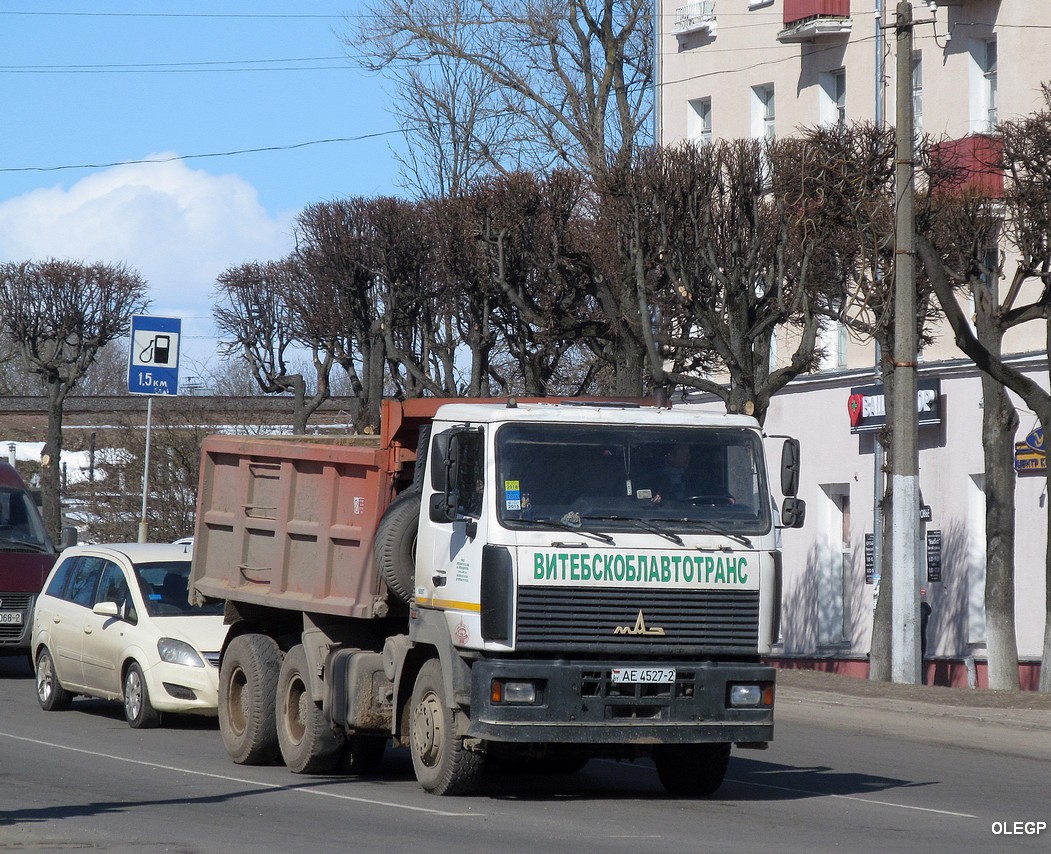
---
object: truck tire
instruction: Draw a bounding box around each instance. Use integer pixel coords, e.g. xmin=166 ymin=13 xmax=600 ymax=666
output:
xmin=409 ymin=658 xmax=484 ymax=795
xmin=219 ymin=633 xmax=281 ymax=765
xmin=276 ymin=644 xmax=345 ymax=774
xmin=653 ymin=743 xmax=731 ymax=797
xmin=338 ymin=734 xmax=387 ymax=775
xmin=375 ymin=489 xmax=421 ymax=603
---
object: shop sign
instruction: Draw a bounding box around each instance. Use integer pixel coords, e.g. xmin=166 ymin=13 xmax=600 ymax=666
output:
xmin=847 ymin=379 xmax=941 ymax=433
xmin=1014 ymin=426 xmax=1046 ymax=474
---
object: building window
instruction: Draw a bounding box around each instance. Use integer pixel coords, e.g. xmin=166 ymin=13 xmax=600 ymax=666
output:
xmin=820 ymin=68 xmax=846 ymax=127
xmin=753 ymin=84 xmax=776 ymax=142
xmin=984 ymin=39 xmax=998 ymax=130
xmin=912 ymin=52 xmax=923 ymax=140
xmin=971 ymin=38 xmax=998 ymax=133
xmin=818 ymin=484 xmax=852 ymax=646
xmin=688 ymin=97 xmax=713 ymax=146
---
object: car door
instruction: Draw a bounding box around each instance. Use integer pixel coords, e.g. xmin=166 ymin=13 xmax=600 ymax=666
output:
xmin=81 ymin=559 xmax=136 ymax=698
xmin=45 ymin=556 xmax=105 ymax=690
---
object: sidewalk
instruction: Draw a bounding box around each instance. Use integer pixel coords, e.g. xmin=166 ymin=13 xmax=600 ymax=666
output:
xmin=775 ymin=668 xmax=1051 ymax=761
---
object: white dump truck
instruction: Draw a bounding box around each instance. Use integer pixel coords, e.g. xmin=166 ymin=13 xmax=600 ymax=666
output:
xmin=190 ymin=397 xmax=804 ymax=795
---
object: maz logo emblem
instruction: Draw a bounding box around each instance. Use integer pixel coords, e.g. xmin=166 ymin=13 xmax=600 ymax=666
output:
xmin=613 ymin=610 xmax=666 ymax=636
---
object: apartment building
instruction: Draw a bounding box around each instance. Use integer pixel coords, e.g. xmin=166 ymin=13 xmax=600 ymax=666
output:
xmin=658 ymin=0 xmax=1051 ymax=685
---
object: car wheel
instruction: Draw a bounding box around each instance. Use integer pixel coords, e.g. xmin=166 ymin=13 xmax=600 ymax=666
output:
xmin=124 ymin=661 xmax=161 ymax=729
xmin=275 ymin=644 xmax=344 ymax=773
xmin=35 ymin=647 xmax=73 ymax=712
xmin=218 ymin=633 xmax=281 ymax=765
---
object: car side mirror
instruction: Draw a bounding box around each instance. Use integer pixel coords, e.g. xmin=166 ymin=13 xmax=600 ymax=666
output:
xmin=92 ymin=601 xmax=120 ymax=619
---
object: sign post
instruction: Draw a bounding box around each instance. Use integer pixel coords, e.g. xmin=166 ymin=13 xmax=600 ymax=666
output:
xmin=127 ymin=316 xmax=181 ymax=542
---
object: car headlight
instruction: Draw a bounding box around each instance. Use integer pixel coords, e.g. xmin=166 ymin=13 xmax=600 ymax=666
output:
xmin=157 ymin=638 xmax=206 ymax=668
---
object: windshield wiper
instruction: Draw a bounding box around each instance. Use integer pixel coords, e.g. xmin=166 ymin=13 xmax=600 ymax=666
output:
xmin=579 ymin=514 xmax=684 ymax=546
xmin=513 ymin=515 xmax=615 ymax=545
xmin=684 ymin=521 xmax=753 ymax=549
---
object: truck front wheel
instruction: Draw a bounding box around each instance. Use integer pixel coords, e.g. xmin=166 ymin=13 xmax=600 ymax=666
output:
xmin=219 ymin=633 xmax=281 ymax=765
xmin=653 ymin=743 xmax=731 ymax=797
xmin=276 ymin=644 xmax=345 ymax=773
xmin=409 ymin=659 xmax=484 ymax=795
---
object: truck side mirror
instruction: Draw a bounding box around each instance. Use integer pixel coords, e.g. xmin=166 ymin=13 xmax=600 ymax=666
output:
xmin=59 ymin=525 xmax=78 ymax=550
xmin=781 ymin=497 xmax=806 ymax=529
xmin=780 ymin=438 xmax=801 ymax=497
xmin=429 ymin=492 xmax=457 ymax=524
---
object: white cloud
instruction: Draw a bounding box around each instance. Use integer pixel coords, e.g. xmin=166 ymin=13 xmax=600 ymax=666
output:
xmin=0 ymin=156 xmax=297 ymax=370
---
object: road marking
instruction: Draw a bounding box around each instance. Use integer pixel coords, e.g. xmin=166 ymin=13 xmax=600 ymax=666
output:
xmin=731 ymin=777 xmax=978 ymax=818
xmin=0 ymin=731 xmax=482 ymax=818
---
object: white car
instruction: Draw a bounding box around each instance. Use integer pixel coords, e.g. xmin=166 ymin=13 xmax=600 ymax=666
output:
xmin=32 ymin=542 xmax=227 ymax=728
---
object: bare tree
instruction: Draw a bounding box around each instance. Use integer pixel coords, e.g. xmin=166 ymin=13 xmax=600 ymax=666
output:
xmin=917 ymin=93 xmax=1051 ymax=691
xmin=602 ymin=140 xmax=825 ymax=424
xmin=213 ymin=259 xmax=333 ymax=435
xmin=356 ymin=0 xmax=653 ymax=181
xmin=295 ymin=199 xmax=389 ymax=430
xmin=0 ymin=259 xmax=149 ymax=537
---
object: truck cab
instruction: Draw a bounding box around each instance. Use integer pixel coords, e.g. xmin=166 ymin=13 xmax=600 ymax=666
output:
xmin=0 ymin=462 xmax=59 ymax=659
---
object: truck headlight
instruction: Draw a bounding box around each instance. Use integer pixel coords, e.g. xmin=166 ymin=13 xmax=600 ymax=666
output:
xmin=157 ymin=638 xmax=206 ymax=668
xmin=729 ymin=683 xmax=773 ymax=707
xmin=491 ymin=680 xmax=538 ymax=705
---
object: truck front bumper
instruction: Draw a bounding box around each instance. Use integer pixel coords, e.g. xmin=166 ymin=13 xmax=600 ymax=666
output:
xmin=468 ymin=658 xmax=774 ymax=745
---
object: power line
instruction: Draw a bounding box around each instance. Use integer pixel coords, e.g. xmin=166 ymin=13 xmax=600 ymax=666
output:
xmin=0 ymin=131 xmax=405 ymax=174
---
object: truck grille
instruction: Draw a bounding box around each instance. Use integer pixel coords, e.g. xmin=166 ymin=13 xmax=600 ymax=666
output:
xmin=0 ymin=593 xmax=32 ymax=641
xmin=515 ymin=587 xmax=759 ymax=655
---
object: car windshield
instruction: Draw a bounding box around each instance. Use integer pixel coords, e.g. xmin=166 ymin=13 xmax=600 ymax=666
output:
xmin=133 ymin=561 xmax=224 ymax=617
xmin=496 ymin=422 xmax=771 ymax=535
xmin=0 ymin=486 xmax=53 ymax=552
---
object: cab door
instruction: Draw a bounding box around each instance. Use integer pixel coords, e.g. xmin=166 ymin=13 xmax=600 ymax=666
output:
xmin=419 ymin=427 xmax=489 ymax=647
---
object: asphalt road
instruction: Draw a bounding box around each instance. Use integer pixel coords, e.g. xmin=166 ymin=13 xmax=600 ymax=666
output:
xmin=1 ymin=656 xmax=1048 ymax=854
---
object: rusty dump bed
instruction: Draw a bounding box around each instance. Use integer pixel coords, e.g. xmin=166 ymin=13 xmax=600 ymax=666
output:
xmin=190 ymin=433 xmax=398 ymax=620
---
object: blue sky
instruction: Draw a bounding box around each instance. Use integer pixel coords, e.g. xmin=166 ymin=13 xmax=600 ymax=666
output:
xmin=0 ymin=1 xmax=407 ymax=375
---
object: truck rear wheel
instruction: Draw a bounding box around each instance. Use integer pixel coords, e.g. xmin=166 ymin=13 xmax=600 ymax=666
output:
xmin=653 ymin=743 xmax=731 ymax=797
xmin=409 ymin=659 xmax=484 ymax=795
xmin=375 ymin=489 xmax=420 ymax=603
xmin=219 ymin=633 xmax=281 ymax=765
xmin=276 ymin=644 xmax=345 ymax=773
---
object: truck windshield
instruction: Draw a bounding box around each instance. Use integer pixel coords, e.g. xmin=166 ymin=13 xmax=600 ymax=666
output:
xmin=495 ymin=423 xmax=771 ymax=535
xmin=0 ymin=487 xmax=53 ymax=553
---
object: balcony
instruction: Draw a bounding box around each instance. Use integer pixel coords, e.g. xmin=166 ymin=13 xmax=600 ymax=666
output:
xmin=673 ymin=1 xmax=717 ymax=38
xmin=929 ymin=135 xmax=1004 ymax=198
xmin=778 ymin=0 xmax=851 ymax=43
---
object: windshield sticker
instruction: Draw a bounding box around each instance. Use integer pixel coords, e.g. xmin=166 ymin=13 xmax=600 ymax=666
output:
xmin=504 ymin=480 xmax=522 ymax=511
xmin=526 ymin=549 xmax=756 ymax=590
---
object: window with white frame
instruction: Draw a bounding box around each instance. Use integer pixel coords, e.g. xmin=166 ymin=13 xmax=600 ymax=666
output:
xmin=752 ymin=84 xmax=775 ymax=142
xmin=912 ymin=52 xmax=923 ymax=140
xmin=970 ymin=37 xmax=998 ymax=133
xmin=820 ymin=68 xmax=846 ymax=127
xmin=687 ymin=97 xmax=713 ymax=146
xmin=984 ymin=39 xmax=998 ymax=130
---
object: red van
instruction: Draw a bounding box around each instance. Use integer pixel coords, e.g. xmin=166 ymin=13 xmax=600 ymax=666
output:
xmin=0 ymin=461 xmax=60 ymax=660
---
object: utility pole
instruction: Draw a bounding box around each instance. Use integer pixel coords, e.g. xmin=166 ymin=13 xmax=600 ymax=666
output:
xmin=891 ymin=0 xmax=921 ymax=684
